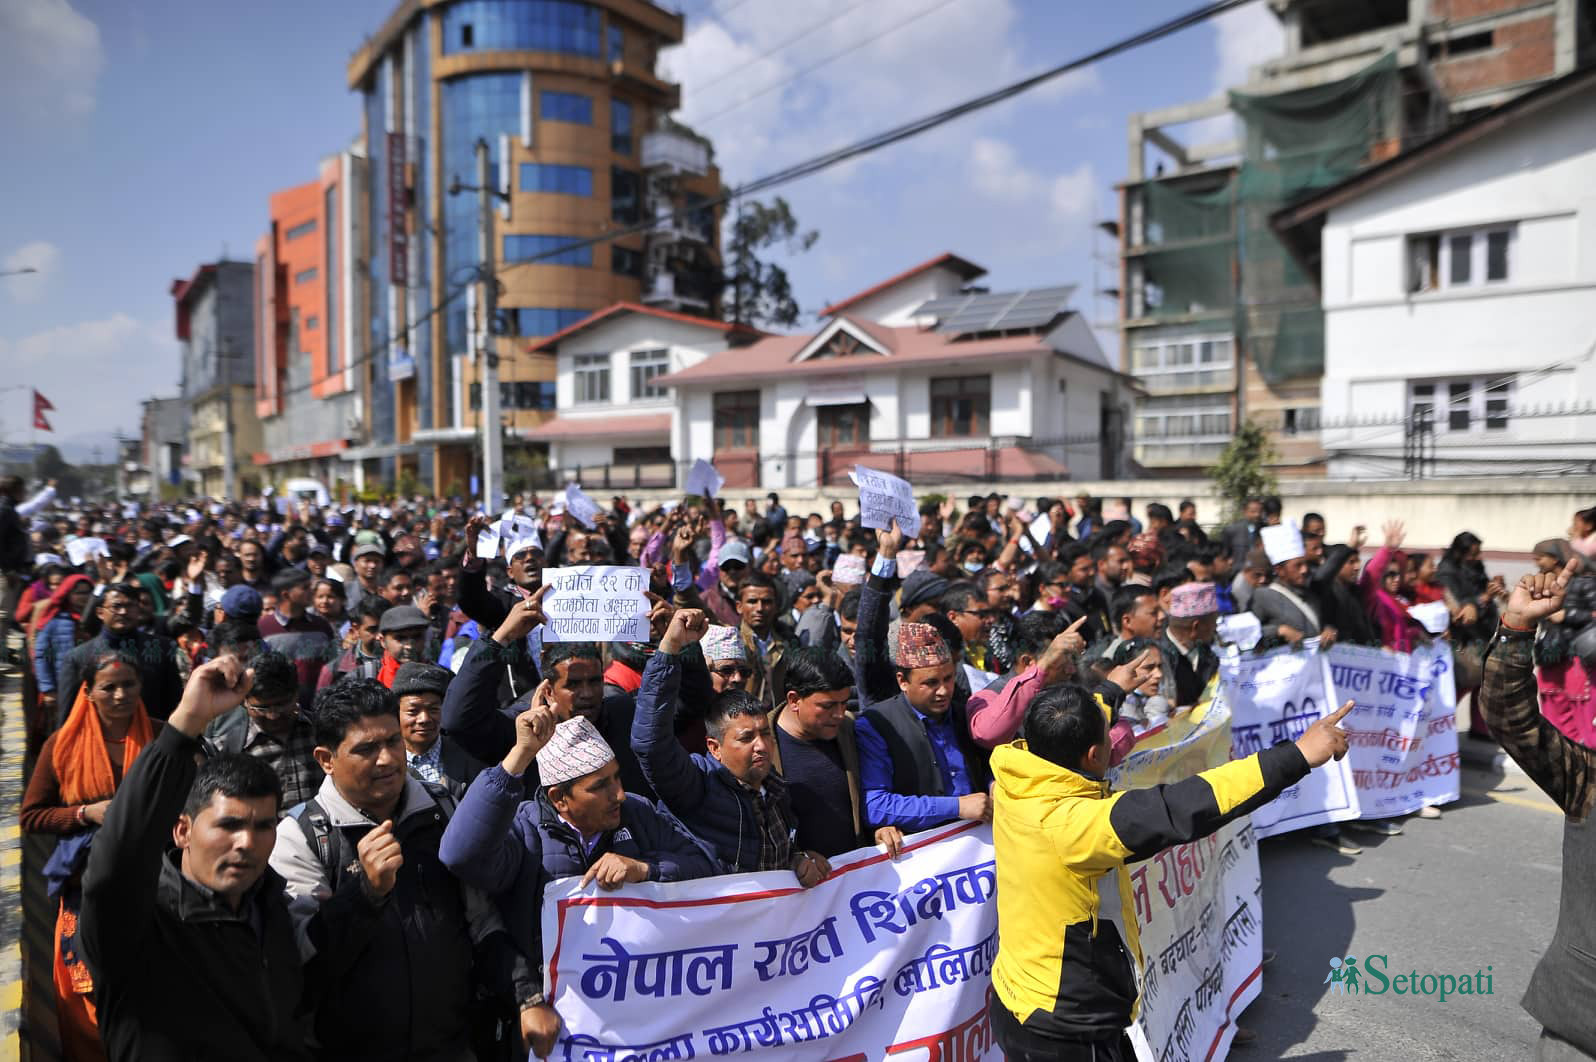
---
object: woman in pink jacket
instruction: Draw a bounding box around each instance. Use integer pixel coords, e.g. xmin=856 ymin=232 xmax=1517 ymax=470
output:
xmin=1360 ymin=520 xmax=1422 ymax=653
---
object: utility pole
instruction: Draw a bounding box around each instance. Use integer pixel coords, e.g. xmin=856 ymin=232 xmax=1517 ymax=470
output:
xmin=476 ymin=138 xmax=503 ymax=515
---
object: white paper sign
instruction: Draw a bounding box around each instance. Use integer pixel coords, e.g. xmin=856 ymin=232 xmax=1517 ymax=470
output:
xmin=685 ymin=458 xmax=725 ymax=499
xmin=542 ymin=821 xmax=1000 ymax=1061
xmin=1216 ymin=613 xmax=1262 ymax=651
xmin=1327 ymin=642 xmax=1460 ymax=819
xmin=475 ymin=521 xmax=502 ymax=560
xmin=832 ymin=554 xmax=867 ymax=586
xmin=850 ymin=466 xmax=921 ymax=538
xmin=1407 ymin=600 xmax=1450 ymax=634
xmin=1017 ymin=510 xmax=1054 ymax=555
xmin=541 ymin=565 xmax=650 ymax=642
xmin=564 ymin=483 xmax=600 ymax=529
xmin=896 ymin=550 xmax=926 ymax=577
xmin=65 ymin=537 xmax=110 ymax=568
xmin=1220 ymin=647 xmax=1361 ymax=838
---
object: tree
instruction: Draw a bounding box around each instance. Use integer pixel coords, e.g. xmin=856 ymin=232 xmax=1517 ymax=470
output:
xmin=721 ymin=197 xmax=818 ymax=329
xmin=33 ymin=445 xmax=86 ymax=498
xmin=1210 ymin=421 xmax=1278 ymax=522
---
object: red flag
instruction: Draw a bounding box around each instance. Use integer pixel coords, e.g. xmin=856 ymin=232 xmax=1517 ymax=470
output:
xmin=32 ymin=389 xmax=53 ymax=433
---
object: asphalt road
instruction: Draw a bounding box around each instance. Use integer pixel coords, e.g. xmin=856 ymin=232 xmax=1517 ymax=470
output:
xmin=1239 ymin=754 xmax=1564 ymax=1060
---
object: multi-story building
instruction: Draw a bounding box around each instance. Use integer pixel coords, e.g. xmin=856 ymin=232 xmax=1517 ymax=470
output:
xmin=1274 ymin=66 xmax=1596 ymax=477
xmin=253 ymin=152 xmax=367 ymax=492
xmin=135 ymin=396 xmax=187 ymax=498
xmin=660 ymin=255 xmax=1136 ymax=489
xmin=171 ymin=261 xmax=259 ymax=497
xmin=347 ymin=0 xmax=723 ymax=493
xmin=1117 ymin=0 xmax=1593 ymax=476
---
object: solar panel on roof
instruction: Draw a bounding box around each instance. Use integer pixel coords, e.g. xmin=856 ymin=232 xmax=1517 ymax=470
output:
xmin=917 ymin=285 xmax=1077 ymax=334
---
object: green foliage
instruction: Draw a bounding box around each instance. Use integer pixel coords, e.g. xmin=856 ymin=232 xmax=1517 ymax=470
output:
xmin=722 ymin=197 xmax=818 ymax=329
xmin=1210 ymin=421 xmax=1278 ymax=521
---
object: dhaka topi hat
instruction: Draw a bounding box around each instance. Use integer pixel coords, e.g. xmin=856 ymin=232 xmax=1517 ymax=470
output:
xmin=538 ymin=716 xmax=616 ymax=788
xmin=701 ymin=624 xmax=747 ymax=663
xmin=896 ymin=622 xmax=953 ymax=670
xmin=1168 ymin=582 xmax=1218 ymax=618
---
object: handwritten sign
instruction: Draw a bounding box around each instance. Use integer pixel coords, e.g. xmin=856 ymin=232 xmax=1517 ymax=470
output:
xmin=832 ymin=554 xmax=867 ymax=586
xmin=564 ymin=483 xmax=600 ymax=529
xmin=542 ymin=565 xmax=650 ymax=642
xmin=685 ymin=459 xmax=725 ymax=500
xmin=65 ymin=536 xmax=109 ymax=568
xmin=850 ymin=466 xmax=921 ymax=538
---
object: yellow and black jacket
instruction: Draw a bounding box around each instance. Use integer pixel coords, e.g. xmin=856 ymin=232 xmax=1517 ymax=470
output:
xmin=990 ymin=727 xmax=1308 ymax=1041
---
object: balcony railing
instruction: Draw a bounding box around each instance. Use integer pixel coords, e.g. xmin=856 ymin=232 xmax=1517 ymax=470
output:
xmin=642 ymin=131 xmax=710 ymax=178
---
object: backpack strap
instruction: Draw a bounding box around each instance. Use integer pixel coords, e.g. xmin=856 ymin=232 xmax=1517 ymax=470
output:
xmin=292 ymin=798 xmax=348 ymax=890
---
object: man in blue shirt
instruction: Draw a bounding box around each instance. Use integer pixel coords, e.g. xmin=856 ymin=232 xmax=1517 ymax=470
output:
xmin=852 ymin=522 xmax=992 ymax=834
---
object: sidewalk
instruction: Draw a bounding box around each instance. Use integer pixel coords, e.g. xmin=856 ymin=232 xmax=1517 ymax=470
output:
xmin=0 ymin=668 xmax=27 ymax=1062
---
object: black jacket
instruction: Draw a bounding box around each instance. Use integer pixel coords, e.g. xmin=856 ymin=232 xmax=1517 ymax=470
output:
xmin=0 ymin=495 xmax=28 ymax=573
xmin=80 ymin=725 xmax=310 ymax=1062
xmin=58 ymin=628 xmax=183 ymax=726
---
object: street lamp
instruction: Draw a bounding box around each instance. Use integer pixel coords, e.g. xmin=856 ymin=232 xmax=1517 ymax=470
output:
xmin=0 ymin=267 xmax=39 ymax=277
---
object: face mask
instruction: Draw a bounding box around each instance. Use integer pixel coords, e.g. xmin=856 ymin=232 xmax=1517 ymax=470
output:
xmin=963 ymin=560 xmax=984 ymax=574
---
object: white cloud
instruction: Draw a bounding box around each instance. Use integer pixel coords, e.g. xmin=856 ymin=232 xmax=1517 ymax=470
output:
xmin=0 ymin=314 xmax=177 ymax=438
xmin=969 ymin=138 xmax=1096 ymax=225
xmin=1183 ymin=4 xmax=1286 ymax=146
xmin=0 ymin=0 xmax=104 ymax=123
xmin=3 ymin=241 xmax=62 ymax=304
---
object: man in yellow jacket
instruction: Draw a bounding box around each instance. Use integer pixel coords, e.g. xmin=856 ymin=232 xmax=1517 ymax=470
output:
xmin=990 ymin=685 xmax=1353 ymax=1060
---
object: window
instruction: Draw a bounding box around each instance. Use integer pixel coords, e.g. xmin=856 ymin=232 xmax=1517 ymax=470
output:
xmin=285 ymin=219 xmax=317 ymax=241
xmin=1407 ymin=226 xmax=1514 ymax=292
xmin=511 ymin=307 xmax=591 ymax=337
xmin=611 ymin=99 xmax=633 ymax=155
xmin=295 ymin=267 xmax=318 ymax=285
xmin=541 ymin=91 xmax=593 ymax=124
xmin=613 ymin=445 xmax=671 ymax=465
xmin=504 ymin=234 xmax=591 ymax=267
xmin=608 ymin=25 xmax=624 ymax=61
xmin=612 ymin=245 xmax=642 ymax=276
xmin=713 ymin=390 xmax=760 ymax=449
xmin=1130 ymin=333 xmax=1236 ymax=393
xmin=629 ymin=348 xmax=668 ymax=398
xmin=1281 ymin=407 xmax=1319 ymax=435
xmin=818 ymin=403 xmax=871 ymax=447
xmin=1136 ymin=394 xmax=1232 ymax=441
xmin=574 ymin=353 xmax=611 ymax=403
xmin=441 ymin=0 xmax=602 ymax=57
xmin=611 ymin=167 xmax=641 ymax=224
xmin=520 ymin=163 xmax=592 ymax=195
xmin=1407 ymin=376 xmax=1514 ymax=434
xmin=516 ymin=381 xmax=557 ymax=409
xmin=305 ymin=316 xmax=320 ymax=331
xmin=929 ymin=376 xmax=991 ymax=437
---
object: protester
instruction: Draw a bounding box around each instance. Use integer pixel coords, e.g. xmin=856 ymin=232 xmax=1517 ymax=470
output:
xmin=201 ymin=650 xmax=321 ymax=811
xmin=1161 ymin=582 xmax=1220 ymax=708
xmin=22 ymin=651 xmax=158 ymax=1060
xmin=79 ymin=656 xmax=306 ymax=1062
xmin=32 ymin=573 xmax=96 ymax=724
xmin=989 ymin=686 xmax=1353 ymax=1059
xmin=374 ymin=603 xmax=431 ymax=686
xmin=57 ymin=583 xmax=183 ymax=726
xmin=390 ymin=660 xmax=483 ymax=795
xmin=439 ymin=711 xmax=716 ymax=1057
xmin=258 ymin=567 xmax=335 ymax=711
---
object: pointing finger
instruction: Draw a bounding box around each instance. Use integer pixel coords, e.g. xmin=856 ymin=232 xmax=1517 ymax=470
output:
xmin=1558 ymin=556 xmax=1581 ymax=590
xmin=1066 ymin=615 xmax=1088 ymax=634
xmin=1326 ymin=699 xmax=1356 ymax=726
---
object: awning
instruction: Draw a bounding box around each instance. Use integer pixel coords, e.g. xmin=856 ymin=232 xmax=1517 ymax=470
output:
xmin=806 ymin=378 xmax=869 ymax=407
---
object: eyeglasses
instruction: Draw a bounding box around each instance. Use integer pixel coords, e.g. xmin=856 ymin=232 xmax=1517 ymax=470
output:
xmin=246 ymin=699 xmax=298 ymax=718
xmin=710 ymin=665 xmax=753 ymax=679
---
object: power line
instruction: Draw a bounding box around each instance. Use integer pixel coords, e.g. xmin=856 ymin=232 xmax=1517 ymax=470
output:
xmin=274 ymin=0 xmax=1261 ymax=403
xmin=690 ymin=0 xmax=968 ymax=127
xmin=690 ymin=0 xmax=930 ymax=97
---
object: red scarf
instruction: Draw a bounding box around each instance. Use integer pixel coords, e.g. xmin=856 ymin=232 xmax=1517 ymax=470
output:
xmin=603 ymin=659 xmax=642 ymax=694
xmin=35 ymin=574 xmax=93 ymax=633
xmin=378 ymin=654 xmax=402 ymax=689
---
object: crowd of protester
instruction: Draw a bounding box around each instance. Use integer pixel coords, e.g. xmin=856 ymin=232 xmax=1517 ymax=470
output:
xmin=0 ymin=470 xmax=1590 ymax=1060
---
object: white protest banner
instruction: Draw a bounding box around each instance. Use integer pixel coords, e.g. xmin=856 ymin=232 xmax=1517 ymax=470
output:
xmin=541 ymin=565 xmax=650 ymax=643
xmin=832 ymin=554 xmax=868 ymax=586
xmin=564 ymin=483 xmax=601 ymax=529
xmin=1326 ymin=642 xmax=1460 ymax=819
xmin=851 ymin=466 xmax=922 ymax=538
xmin=685 ymin=458 xmax=725 ymax=499
xmin=1219 ymin=647 xmax=1361 ymax=837
xmin=1112 ymin=698 xmax=1265 ymax=1062
xmin=65 ymin=536 xmax=109 ymax=568
xmin=542 ymin=821 xmax=1000 ymax=1060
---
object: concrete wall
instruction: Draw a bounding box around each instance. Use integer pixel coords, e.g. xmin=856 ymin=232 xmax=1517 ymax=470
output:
xmin=1320 ymin=86 xmax=1596 ymax=476
xmin=182 ymin=262 xmax=257 ymax=400
xmin=608 ymin=474 xmax=1596 ymax=557
xmin=552 ymin=315 xmax=728 ymax=424
xmin=833 ymin=264 xmax=974 ymax=326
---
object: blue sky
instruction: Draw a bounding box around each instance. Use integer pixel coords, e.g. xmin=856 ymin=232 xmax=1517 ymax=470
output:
xmin=0 ymin=0 xmax=1281 ymax=458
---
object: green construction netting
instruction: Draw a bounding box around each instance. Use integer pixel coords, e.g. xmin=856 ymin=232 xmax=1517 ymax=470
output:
xmin=1231 ymin=51 xmax=1401 ymax=383
xmin=1140 ymin=177 xmax=1236 ymax=319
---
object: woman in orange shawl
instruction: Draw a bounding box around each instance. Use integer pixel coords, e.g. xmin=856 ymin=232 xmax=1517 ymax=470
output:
xmin=20 ymin=652 xmax=157 ymax=1062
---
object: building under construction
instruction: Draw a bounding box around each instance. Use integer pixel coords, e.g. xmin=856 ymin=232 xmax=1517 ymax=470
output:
xmin=1115 ymin=0 xmax=1594 ymax=476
